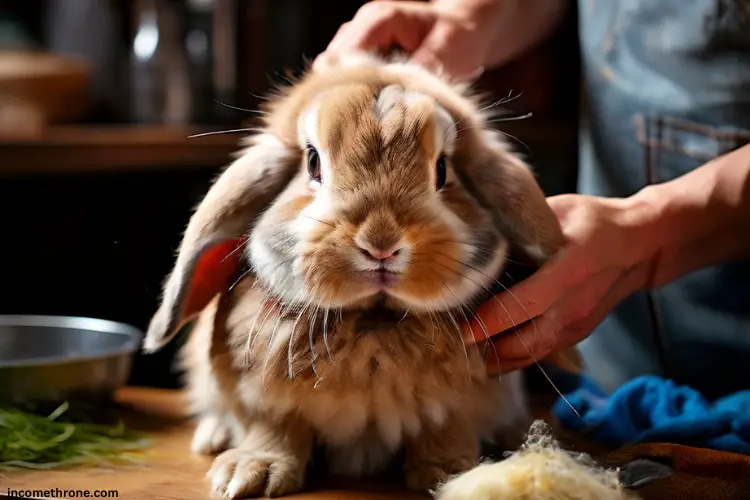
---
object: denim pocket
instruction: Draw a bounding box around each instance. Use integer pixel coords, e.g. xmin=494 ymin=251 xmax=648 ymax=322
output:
xmin=634 ymin=114 xmax=750 ymax=184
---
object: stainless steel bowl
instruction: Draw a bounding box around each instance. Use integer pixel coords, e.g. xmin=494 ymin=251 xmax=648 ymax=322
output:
xmin=0 ymin=315 xmax=142 ymax=404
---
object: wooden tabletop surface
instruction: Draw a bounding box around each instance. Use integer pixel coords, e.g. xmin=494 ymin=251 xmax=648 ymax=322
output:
xmin=4 ymin=386 xmax=748 ymax=500
xmin=1 ymin=387 xmax=436 ymax=499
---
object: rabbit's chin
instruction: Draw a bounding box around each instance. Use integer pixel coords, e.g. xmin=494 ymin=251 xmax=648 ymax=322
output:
xmin=251 ymin=272 xmax=501 ymax=317
xmin=258 ymin=289 xmax=490 ymax=319
xmin=256 ymin=286 xmax=446 ymax=316
xmin=319 ymin=290 xmax=441 ymax=315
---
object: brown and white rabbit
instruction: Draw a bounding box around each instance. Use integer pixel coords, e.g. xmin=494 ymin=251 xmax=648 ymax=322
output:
xmin=142 ymin=52 xmax=577 ymax=499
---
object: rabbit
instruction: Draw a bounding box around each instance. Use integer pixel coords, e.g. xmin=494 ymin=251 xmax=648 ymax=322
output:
xmin=142 ymin=51 xmax=581 ymax=499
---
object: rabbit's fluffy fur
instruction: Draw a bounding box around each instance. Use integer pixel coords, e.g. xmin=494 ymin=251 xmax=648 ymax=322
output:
xmin=144 ymin=52 xmax=572 ymax=499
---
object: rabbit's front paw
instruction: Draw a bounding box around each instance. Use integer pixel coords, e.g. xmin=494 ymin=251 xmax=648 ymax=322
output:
xmin=192 ymin=414 xmax=234 ymax=455
xmin=208 ymin=448 xmax=306 ymax=499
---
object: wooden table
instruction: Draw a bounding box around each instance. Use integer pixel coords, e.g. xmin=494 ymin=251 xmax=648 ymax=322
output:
xmin=5 ymin=388 xmax=749 ymax=500
xmin=1 ymin=387 xmax=440 ymax=499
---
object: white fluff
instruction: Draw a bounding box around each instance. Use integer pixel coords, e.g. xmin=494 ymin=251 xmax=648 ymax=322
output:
xmin=435 ymin=420 xmax=640 ymax=500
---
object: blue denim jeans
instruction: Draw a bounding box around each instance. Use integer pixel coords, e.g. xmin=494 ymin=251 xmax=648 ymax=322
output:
xmin=576 ymin=0 xmax=750 ymax=399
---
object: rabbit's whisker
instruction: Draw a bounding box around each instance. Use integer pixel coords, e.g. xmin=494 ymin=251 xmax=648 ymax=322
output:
xmin=288 ymin=288 xmax=320 ymax=382
xmin=241 ymin=258 xmax=297 ymax=366
xmin=249 ymin=92 xmax=269 ymax=101
xmin=452 ymin=123 xmax=533 ymax=156
xmin=256 ymin=289 xmax=289 ymax=383
xmin=450 ymin=89 xmax=523 ymax=134
xmin=477 ymin=89 xmax=524 ymax=115
xmin=398 ymin=309 xmax=411 ymax=325
xmin=286 ymin=287 xmax=317 ymax=381
xmin=275 ymin=298 xmax=299 ymax=379
xmin=494 ymin=129 xmax=532 ymax=156
xmin=434 ymin=276 xmax=472 ymax=373
xmin=486 ymin=112 xmax=533 ymax=123
xmin=305 ymin=299 xmax=324 ymax=375
xmin=229 ymin=267 xmax=253 ymax=292
xmin=287 ymin=307 xmax=299 ymax=381
xmin=440 ymin=293 xmax=477 ymax=390
xmin=220 ymin=237 xmax=250 ymax=265
xmin=421 ymin=210 xmax=532 ymax=268
xmin=270 ymin=70 xmax=296 ymax=86
xmin=322 ymin=299 xmax=335 ymax=366
xmin=302 ymin=215 xmax=336 ymax=228
xmin=436 ymin=254 xmax=581 ymax=420
xmin=454 ymin=124 xmax=487 ymax=136
xmin=427 ymin=260 xmax=501 ymax=371
xmin=304 ymin=286 xmax=323 ymax=381
xmin=187 ymin=127 xmax=260 ymax=139
xmin=446 ymin=307 xmax=472 ymax=389
xmin=243 ymin=285 xmax=279 ymax=368
xmin=212 ymin=98 xmax=267 ymax=115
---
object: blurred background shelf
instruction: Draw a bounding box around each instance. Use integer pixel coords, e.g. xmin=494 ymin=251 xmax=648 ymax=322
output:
xmin=0 ymin=119 xmax=576 ymax=176
xmin=0 ymin=125 xmax=241 ymax=174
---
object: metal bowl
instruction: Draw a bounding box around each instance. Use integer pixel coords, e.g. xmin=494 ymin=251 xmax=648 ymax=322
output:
xmin=0 ymin=315 xmax=142 ymax=404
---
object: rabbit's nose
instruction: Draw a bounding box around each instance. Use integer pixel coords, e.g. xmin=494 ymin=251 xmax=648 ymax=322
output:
xmin=354 ymin=209 xmax=405 ymax=263
xmin=357 ymin=243 xmax=403 ymax=263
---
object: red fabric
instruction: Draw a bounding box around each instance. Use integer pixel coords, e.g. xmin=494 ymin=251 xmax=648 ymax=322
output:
xmin=182 ymin=238 xmax=245 ymax=319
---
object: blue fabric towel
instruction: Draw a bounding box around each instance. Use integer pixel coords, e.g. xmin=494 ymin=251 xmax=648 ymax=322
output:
xmin=551 ymin=374 xmax=750 ymax=455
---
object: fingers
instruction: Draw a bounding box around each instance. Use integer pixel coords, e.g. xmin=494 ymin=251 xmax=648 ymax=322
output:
xmin=491 ymin=266 xmax=618 ymax=358
xmin=314 ymin=0 xmax=486 ymax=83
xmin=486 ymin=262 xmax=648 ymax=374
xmin=462 ymin=252 xmax=572 ymax=344
xmin=324 ymin=21 xmax=351 ymax=53
xmin=483 ymin=314 xmax=558 ymax=375
xmin=325 ymin=1 xmax=428 ymax=56
xmin=410 ymin=21 xmax=454 ymax=75
xmin=544 ymin=193 xmax=581 ymax=216
xmin=462 ymin=291 xmax=545 ymax=345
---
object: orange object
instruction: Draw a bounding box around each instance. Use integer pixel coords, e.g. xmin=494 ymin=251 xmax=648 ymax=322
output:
xmin=182 ymin=237 xmax=246 ymax=322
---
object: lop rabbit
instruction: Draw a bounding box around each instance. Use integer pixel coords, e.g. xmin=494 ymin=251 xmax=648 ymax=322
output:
xmin=144 ymin=52 xmax=577 ymax=499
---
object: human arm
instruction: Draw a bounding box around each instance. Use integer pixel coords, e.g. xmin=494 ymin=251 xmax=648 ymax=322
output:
xmin=463 ymin=143 xmax=750 ymax=373
xmin=474 ymin=0 xmax=570 ymax=69
xmin=638 ymin=143 xmax=750 ymax=287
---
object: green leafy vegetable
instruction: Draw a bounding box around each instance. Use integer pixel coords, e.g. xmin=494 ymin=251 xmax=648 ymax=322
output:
xmin=0 ymin=401 xmax=150 ymax=470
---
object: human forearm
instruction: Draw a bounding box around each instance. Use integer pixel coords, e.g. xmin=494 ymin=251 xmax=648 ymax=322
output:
xmin=631 ymin=143 xmax=750 ymax=287
xmin=432 ymin=0 xmax=570 ymax=69
xmin=486 ymin=0 xmax=569 ymax=68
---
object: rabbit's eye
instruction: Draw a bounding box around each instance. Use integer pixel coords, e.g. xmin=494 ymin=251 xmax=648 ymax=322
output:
xmin=436 ymin=155 xmax=447 ymax=190
xmin=307 ymin=145 xmax=321 ymax=183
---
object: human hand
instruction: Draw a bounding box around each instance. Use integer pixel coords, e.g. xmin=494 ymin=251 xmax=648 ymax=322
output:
xmin=314 ymin=0 xmax=501 ymax=82
xmin=463 ymin=193 xmax=663 ymax=375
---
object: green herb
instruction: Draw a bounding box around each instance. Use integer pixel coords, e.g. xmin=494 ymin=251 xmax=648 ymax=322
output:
xmin=0 ymin=401 xmax=150 ymax=470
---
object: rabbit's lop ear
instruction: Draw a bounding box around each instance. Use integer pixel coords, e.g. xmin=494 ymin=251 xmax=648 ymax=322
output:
xmin=454 ymin=129 xmax=565 ymax=266
xmin=143 ymin=134 xmax=299 ymax=353
xmin=455 ymin=129 xmax=584 ymax=373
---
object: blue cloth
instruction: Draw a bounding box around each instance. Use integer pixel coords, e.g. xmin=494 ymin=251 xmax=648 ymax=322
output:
xmin=551 ymin=375 xmax=750 ymax=456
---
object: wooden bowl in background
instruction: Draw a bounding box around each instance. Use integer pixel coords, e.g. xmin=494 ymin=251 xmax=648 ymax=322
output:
xmin=0 ymin=51 xmax=92 ymax=136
